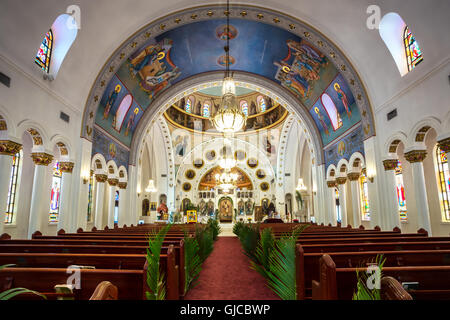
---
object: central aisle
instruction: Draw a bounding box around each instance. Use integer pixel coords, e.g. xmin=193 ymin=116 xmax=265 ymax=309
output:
xmin=184 ymin=237 xmax=280 ymax=300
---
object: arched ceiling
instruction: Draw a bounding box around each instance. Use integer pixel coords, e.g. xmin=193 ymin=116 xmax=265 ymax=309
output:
xmin=2 ymin=0 xmax=448 ymax=117
xmin=84 ymin=5 xmax=375 ymax=152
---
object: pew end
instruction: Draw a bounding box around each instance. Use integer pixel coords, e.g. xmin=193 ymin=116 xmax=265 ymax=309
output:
xmin=31 ymin=231 xmax=42 ymax=239
xmin=0 ymin=233 xmax=11 ymax=240
xmin=381 ymin=276 xmax=413 ymax=300
xmin=77 ymin=228 xmax=84 ymax=233
xmin=89 ymin=281 xmax=118 ymax=300
xmin=57 ymin=229 xmax=65 ymax=235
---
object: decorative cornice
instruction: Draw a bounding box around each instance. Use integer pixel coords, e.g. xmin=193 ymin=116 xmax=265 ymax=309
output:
xmin=336 ymin=177 xmax=347 ymax=185
xmin=31 ymin=153 xmax=54 ymax=166
xmin=59 ymin=162 xmax=75 ymax=173
xmin=118 ymin=182 xmax=128 ymax=189
xmin=347 ymin=172 xmax=360 ymax=181
xmin=0 ymin=140 xmax=22 ymax=156
xmin=382 ymin=159 xmax=398 ymax=171
xmin=404 ymin=150 xmax=427 ymax=163
xmin=438 ymin=137 xmax=450 ymax=153
xmin=326 ymin=180 xmax=336 ymax=188
xmin=95 ymin=174 xmax=108 ymax=183
xmin=108 ymin=178 xmax=119 ymax=186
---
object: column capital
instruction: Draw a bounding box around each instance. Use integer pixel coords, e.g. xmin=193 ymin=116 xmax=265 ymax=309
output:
xmin=59 ymin=161 xmax=75 ymax=173
xmin=108 ymin=178 xmax=119 ymax=186
xmin=326 ymin=180 xmax=336 ymax=188
xmin=382 ymin=159 xmax=398 ymax=171
xmin=31 ymin=152 xmax=54 ymax=166
xmin=437 ymin=137 xmax=450 ymax=153
xmin=347 ymin=172 xmax=360 ymax=181
xmin=336 ymin=177 xmax=347 ymax=185
xmin=0 ymin=140 xmax=22 ymax=156
xmin=95 ymin=174 xmax=108 ymax=183
xmin=404 ymin=150 xmax=427 ymax=163
xmin=118 ymin=182 xmax=127 ymax=189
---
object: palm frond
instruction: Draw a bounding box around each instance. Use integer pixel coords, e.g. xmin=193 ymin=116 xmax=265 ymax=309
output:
xmin=0 ymin=287 xmax=47 ymax=300
xmin=145 ymin=224 xmax=172 ymax=300
xmin=352 ymin=254 xmax=386 ymax=300
xmin=184 ymin=231 xmax=202 ymax=294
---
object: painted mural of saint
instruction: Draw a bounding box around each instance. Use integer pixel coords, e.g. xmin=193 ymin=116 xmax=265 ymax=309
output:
xmin=103 ymin=84 xmax=121 ymax=119
xmin=124 ymin=108 xmax=138 ymax=137
xmin=334 ymin=83 xmax=351 ymax=119
xmin=314 ymin=107 xmax=330 ymax=136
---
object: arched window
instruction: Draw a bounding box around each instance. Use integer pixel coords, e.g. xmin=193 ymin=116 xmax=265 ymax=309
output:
xmin=395 ymin=160 xmax=408 ymax=221
xmin=359 ymin=171 xmax=370 ymax=221
xmin=185 ymin=98 xmax=192 ymax=113
xmin=240 ymin=100 xmax=249 ymax=116
xmin=114 ymin=191 xmax=119 ymax=225
xmin=113 ymin=94 xmax=133 ymax=132
xmin=49 ymin=161 xmax=62 ymax=223
xmin=321 ymin=93 xmax=343 ymax=131
xmin=379 ymin=13 xmax=423 ymax=77
xmin=335 ymin=187 xmax=341 ymax=223
xmin=5 ymin=151 xmax=22 ymax=224
xmin=203 ymin=101 xmax=211 ymax=118
xmin=35 ymin=30 xmax=53 ymax=73
xmin=436 ymin=146 xmax=450 ymax=222
xmin=404 ymin=26 xmax=423 ymax=72
xmin=257 ymin=96 xmax=267 ymax=112
xmin=35 ymin=14 xmax=78 ymax=78
xmin=87 ymin=174 xmax=94 ymax=222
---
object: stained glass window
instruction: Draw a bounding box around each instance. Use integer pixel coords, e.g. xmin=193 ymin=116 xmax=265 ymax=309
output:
xmin=404 ymin=26 xmax=423 ymax=72
xmin=241 ymin=101 xmax=249 ymax=116
xmin=359 ymin=172 xmax=370 ymax=221
xmin=436 ymin=147 xmax=450 ymax=222
xmin=49 ymin=161 xmax=62 ymax=223
xmin=5 ymin=151 xmax=22 ymax=224
xmin=203 ymin=102 xmax=211 ymax=118
xmin=114 ymin=191 xmax=119 ymax=225
xmin=395 ymin=160 xmax=408 ymax=221
xmin=335 ymin=187 xmax=341 ymax=223
xmin=259 ymin=97 xmax=267 ymax=112
xmin=185 ymin=98 xmax=192 ymax=113
xmin=35 ymin=29 xmax=53 ymax=73
xmin=87 ymin=175 xmax=94 ymax=222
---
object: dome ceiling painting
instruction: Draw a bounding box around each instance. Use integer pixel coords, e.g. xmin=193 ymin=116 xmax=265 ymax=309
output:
xmin=89 ymin=7 xmax=372 ymax=169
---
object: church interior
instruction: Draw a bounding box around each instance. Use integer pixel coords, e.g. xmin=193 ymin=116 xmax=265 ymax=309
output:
xmin=0 ymin=0 xmax=449 ymax=303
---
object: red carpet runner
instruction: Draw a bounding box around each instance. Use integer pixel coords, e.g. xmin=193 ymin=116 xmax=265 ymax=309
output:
xmin=184 ymin=237 xmax=280 ymax=300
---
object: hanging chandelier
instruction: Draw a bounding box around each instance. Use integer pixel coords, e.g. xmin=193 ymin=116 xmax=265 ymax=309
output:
xmin=211 ymin=0 xmax=246 ymax=136
xmin=215 ymin=169 xmax=238 ymax=192
xmin=145 ymin=179 xmax=157 ymax=193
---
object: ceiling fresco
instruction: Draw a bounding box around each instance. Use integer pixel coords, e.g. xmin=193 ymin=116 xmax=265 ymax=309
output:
xmin=92 ymin=16 xmax=364 ymax=168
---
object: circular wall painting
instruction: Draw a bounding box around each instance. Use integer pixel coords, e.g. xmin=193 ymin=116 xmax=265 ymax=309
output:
xmin=260 ymin=182 xmax=270 ymax=192
xmin=256 ymin=169 xmax=266 ymax=179
xmin=216 ymin=24 xmax=238 ymax=40
xmin=247 ymin=158 xmax=258 ymax=168
xmin=185 ymin=169 xmax=196 ymax=180
xmin=234 ymin=150 xmax=247 ymax=161
xmin=205 ymin=150 xmax=216 ymax=161
xmin=182 ymin=183 xmax=192 ymax=192
xmin=193 ymin=159 xmax=204 ymax=169
xmin=217 ymin=55 xmax=236 ymax=67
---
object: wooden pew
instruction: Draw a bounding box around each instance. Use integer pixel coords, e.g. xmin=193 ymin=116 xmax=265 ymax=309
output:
xmin=311 ymin=254 xmax=450 ymax=300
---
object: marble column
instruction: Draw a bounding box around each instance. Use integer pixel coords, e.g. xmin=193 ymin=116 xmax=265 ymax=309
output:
xmin=326 ymin=180 xmax=337 ymax=225
xmin=0 ymin=140 xmax=22 ymax=235
xmin=57 ymin=162 xmax=74 ymax=232
xmin=28 ymin=152 xmax=54 ymax=239
xmin=382 ymin=159 xmax=401 ymax=230
xmin=347 ymin=172 xmax=362 ymax=228
xmin=336 ymin=177 xmax=348 ymax=227
xmin=94 ymin=174 xmax=107 ymax=230
xmin=404 ymin=150 xmax=431 ymax=235
xmin=118 ymin=182 xmax=128 ymax=227
xmin=107 ymin=178 xmax=118 ymax=229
